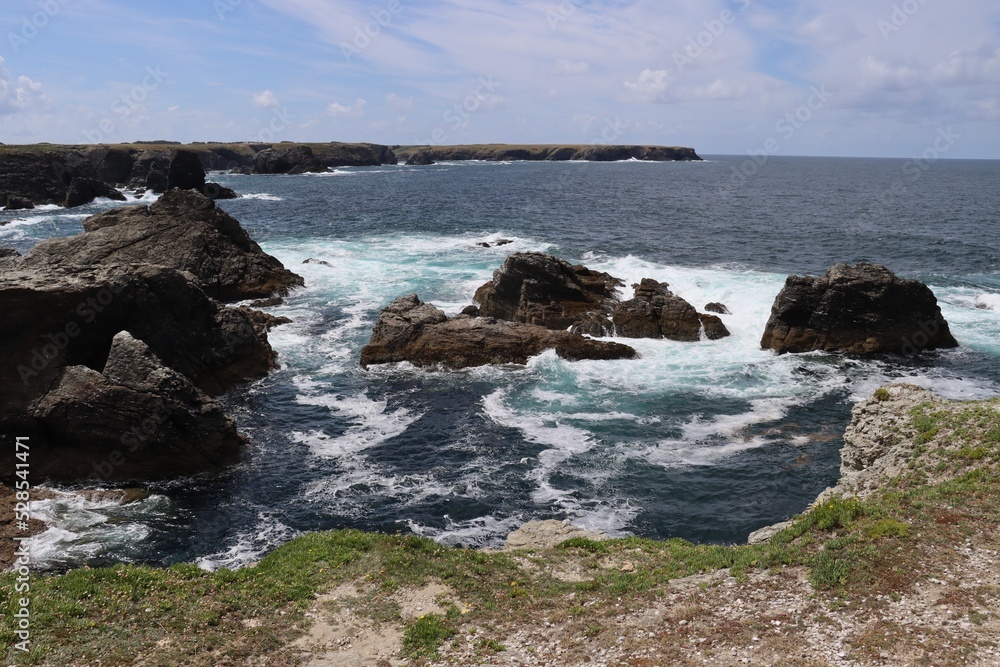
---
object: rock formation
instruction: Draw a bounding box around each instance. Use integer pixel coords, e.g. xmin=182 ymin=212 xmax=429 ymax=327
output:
xmin=167 ymin=150 xmax=207 ymax=191
xmin=405 ymin=151 xmax=436 ymax=166
xmin=360 ymin=294 xmax=636 ymax=370
xmin=27 ymin=189 xmax=303 ymax=301
xmin=0 ymin=192 xmax=301 ymax=483
xmin=613 ymin=279 xmax=729 ymax=341
xmin=65 ymin=177 xmax=127 ymax=208
xmin=473 ymin=253 xmax=729 ymax=341
xmin=473 ymin=252 xmax=622 ymax=335
xmin=760 ymin=263 xmax=957 ymax=354
xmin=252 ymin=145 xmax=327 ymax=174
xmin=3 ymin=195 xmax=34 ymax=211
xmin=394 ymin=144 xmax=702 ymax=163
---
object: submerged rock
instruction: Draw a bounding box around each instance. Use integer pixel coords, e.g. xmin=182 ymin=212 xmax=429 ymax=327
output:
xmin=760 ymin=263 xmax=957 ymax=354
xmin=360 ymin=294 xmax=636 ymax=369
xmin=613 ymin=279 xmax=730 ymax=341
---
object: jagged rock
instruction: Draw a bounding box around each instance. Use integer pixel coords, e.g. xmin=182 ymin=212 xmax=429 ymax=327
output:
xmin=360 ymin=294 xmax=636 ymax=370
xmin=29 ymin=189 xmax=304 ymax=301
xmin=495 ymin=239 xmax=513 ymax=246
xmin=28 ymin=332 xmax=243 ymax=482
xmin=253 ymin=145 xmax=327 ymax=174
xmin=473 ymin=252 xmax=622 ymax=335
xmin=613 ymin=279 xmax=730 ymax=341
xmin=504 ymin=520 xmax=609 ymax=550
xmin=303 ymin=258 xmax=333 ymax=267
xmin=3 ymin=196 xmax=34 ymax=211
xmin=203 ymin=182 xmax=240 ymax=200
xmin=249 ymin=296 xmax=284 ymax=308
xmin=705 ymin=302 xmax=730 ymax=315
xmin=167 ymin=150 xmax=207 ymax=192
xmin=64 ymin=177 xmax=127 ymax=208
xmin=128 ymin=150 xmax=171 ymax=192
xmin=405 ymin=151 xmax=436 ymax=166
xmin=89 ymin=147 xmax=135 ymax=184
xmin=760 ymin=263 xmax=958 ymax=355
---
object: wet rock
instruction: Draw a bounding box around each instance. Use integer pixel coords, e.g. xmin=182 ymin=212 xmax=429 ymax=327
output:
xmin=705 ymin=302 xmax=731 ymax=315
xmin=613 ymin=279 xmax=730 ymax=341
xmin=760 ymin=263 xmax=957 ymax=354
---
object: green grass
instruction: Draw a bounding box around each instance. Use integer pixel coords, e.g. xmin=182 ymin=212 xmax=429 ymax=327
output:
xmin=2 ymin=395 xmax=1000 ymax=665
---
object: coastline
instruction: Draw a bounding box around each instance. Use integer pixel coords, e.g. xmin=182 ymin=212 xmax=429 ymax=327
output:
xmin=3 ymin=384 xmax=998 ymax=665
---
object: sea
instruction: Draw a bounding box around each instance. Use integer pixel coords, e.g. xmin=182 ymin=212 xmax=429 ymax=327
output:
xmin=3 ymin=155 xmax=1000 ymax=572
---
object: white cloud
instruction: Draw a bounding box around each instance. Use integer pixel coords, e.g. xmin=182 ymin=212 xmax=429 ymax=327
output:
xmin=0 ymin=57 xmax=50 ymax=115
xmin=328 ymin=98 xmax=367 ymax=118
xmin=797 ymin=14 xmax=865 ymax=48
xmin=252 ymin=90 xmax=279 ymax=109
xmin=624 ymin=68 xmax=676 ymax=103
xmin=385 ymin=93 xmax=413 ymax=113
xmin=553 ymin=59 xmax=590 ymax=75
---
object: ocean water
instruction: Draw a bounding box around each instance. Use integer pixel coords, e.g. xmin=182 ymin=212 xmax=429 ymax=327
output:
xmin=4 ymin=156 xmax=1000 ymax=571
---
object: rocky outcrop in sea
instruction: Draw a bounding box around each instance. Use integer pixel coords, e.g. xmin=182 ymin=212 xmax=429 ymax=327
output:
xmin=760 ymin=262 xmax=957 ymax=354
xmin=0 ymin=189 xmax=302 ymax=483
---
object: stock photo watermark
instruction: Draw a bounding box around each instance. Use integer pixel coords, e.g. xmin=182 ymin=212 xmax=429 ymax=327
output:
xmin=422 ymin=75 xmax=502 ymax=145
xmin=82 ymin=65 xmax=169 ymax=143
xmin=673 ymin=0 xmax=753 ymax=73
xmin=340 ymin=0 xmax=403 ymax=62
xmin=728 ymin=84 xmax=833 ymax=186
xmin=878 ymin=0 xmax=932 ymax=41
xmin=7 ymin=0 xmax=70 ymax=54
xmin=11 ymin=436 xmax=33 ymax=653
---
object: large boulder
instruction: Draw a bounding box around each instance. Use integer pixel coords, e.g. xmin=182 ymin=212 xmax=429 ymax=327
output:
xmin=64 ymin=177 xmax=127 ymax=208
xmin=128 ymin=150 xmax=171 ymax=192
xmin=28 ymin=332 xmax=243 ymax=482
xmin=760 ymin=263 xmax=958 ymax=354
xmin=3 ymin=195 xmax=34 ymax=211
xmin=167 ymin=150 xmax=208 ymax=192
xmin=473 ymin=252 xmax=622 ymax=335
xmin=613 ymin=279 xmax=729 ymax=341
xmin=252 ymin=145 xmax=327 ymax=174
xmin=360 ymin=294 xmax=637 ymax=369
xmin=28 ymin=189 xmax=303 ymax=301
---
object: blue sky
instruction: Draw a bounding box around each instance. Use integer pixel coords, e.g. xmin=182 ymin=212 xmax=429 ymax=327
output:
xmin=1 ymin=0 xmax=998 ymax=157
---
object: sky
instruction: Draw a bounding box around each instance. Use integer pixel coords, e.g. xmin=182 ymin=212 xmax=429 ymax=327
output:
xmin=0 ymin=0 xmax=998 ymax=158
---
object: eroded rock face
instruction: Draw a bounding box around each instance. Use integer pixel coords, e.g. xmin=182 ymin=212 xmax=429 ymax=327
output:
xmin=28 ymin=189 xmax=303 ymax=301
xmin=253 ymin=145 xmax=327 ymax=174
xmin=28 ymin=332 xmax=243 ymax=481
xmin=167 ymin=150 xmax=207 ymax=192
xmin=613 ymin=279 xmax=730 ymax=341
xmin=473 ymin=252 xmax=622 ymax=335
xmin=360 ymin=294 xmax=636 ymax=369
xmin=65 ymin=177 xmax=127 ymax=208
xmin=760 ymin=263 xmax=958 ymax=355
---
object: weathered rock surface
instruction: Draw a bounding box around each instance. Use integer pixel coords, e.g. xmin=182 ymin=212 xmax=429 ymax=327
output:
xmin=252 ymin=145 xmax=327 ymax=174
xmin=760 ymin=263 xmax=958 ymax=355
xmin=0 ymin=193 xmax=296 ymax=483
xmin=473 ymin=252 xmax=622 ymax=335
xmin=203 ymin=182 xmax=240 ymax=200
xmin=167 ymin=150 xmax=207 ymax=192
xmin=705 ymin=302 xmax=730 ymax=315
xmin=613 ymin=279 xmax=730 ymax=341
xmin=28 ymin=332 xmax=243 ymax=481
xmin=27 ymin=189 xmax=303 ymax=301
xmin=64 ymin=177 xmax=127 ymax=208
xmin=504 ymin=520 xmax=609 ymax=550
xmin=3 ymin=195 xmax=34 ymax=211
xmin=405 ymin=151 xmax=436 ymax=166
xmin=360 ymin=294 xmax=636 ymax=369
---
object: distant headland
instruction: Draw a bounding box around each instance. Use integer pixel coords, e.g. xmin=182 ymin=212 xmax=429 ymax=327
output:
xmin=0 ymin=142 xmax=701 ymax=209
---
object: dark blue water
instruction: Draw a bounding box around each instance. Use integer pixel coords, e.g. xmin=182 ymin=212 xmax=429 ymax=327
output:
xmin=5 ymin=156 xmax=1000 ymax=570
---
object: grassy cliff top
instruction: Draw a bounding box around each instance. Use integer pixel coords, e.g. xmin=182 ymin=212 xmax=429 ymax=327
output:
xmin=3 ymin=388 xmax=998 ymax=665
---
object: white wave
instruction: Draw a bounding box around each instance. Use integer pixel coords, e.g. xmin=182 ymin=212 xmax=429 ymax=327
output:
xmin=26 ymin=489 xmax=170 ymax=569
xmin=241 ymin=193 xmax=284 ymax=201
xmin=406 ymin=514 xmax=525 ymax=548
xmin=294 ymin=390 xmax=421 ymax=457
xmin=197 ymin=514 xmax=299 ymax=571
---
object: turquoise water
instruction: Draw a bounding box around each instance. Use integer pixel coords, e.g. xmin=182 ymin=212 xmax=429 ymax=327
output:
xmin=4 ymin=156 xmax=1000 ymax=570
